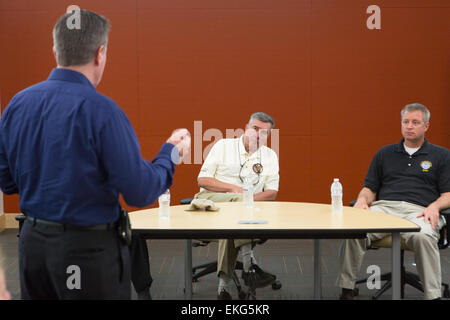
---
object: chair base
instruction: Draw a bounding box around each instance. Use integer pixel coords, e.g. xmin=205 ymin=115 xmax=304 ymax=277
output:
xmin=189 ymin=238 xmax=281 ymax=299
xmin=192 ymin=261 xmax=244 ymax=281
xmin=356 ymin=269 xmax=449 ymax=299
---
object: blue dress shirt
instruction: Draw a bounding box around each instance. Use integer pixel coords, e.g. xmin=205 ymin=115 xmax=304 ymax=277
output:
xmin=0 ymin=68 xmax=176 ymax=225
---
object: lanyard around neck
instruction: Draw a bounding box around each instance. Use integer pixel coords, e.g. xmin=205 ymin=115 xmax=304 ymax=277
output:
xmin=238 ymin=140 xmax=263 ymax=184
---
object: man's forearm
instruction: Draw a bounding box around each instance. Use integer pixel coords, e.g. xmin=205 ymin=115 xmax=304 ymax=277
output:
xmin=254 ymin=190 xmax=277 ymax=201
xmin=356 ymin=187 xmax=377 ymax=206
xmin=430 ymin=192 xmax=450 ymax=211
xmin=198 ymin=177 xmax=241 ymax=193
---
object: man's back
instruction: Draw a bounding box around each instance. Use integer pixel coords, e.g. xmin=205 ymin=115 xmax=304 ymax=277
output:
xmin=0 ymin=69 xmax=129 ymax=225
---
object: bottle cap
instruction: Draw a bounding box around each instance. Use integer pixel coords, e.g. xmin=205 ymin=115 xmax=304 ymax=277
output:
xmin=334 ymin=178 xmax=339 ymax=182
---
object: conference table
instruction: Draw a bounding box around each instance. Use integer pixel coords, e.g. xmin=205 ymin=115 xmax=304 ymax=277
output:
xmin=129 ymin=201 xmax=420 ymax=300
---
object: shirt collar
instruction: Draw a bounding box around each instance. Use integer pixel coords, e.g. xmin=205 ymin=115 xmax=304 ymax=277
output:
xmin=395 ymin=138 xmax=430 ymax=154
xmin=47 ymin=68 xmax=96 ymax=90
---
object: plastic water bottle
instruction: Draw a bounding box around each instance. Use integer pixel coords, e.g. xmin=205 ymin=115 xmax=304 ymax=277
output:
xmin=158 ymin=189 xmax=170 ymax=219
xmin=331 ymin=178 xmax=343 ymax=213
xmin=242 ymin=177 xmax=254 ymax=208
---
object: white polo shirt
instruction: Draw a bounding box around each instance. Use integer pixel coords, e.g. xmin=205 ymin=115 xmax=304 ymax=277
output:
xmin=198 ymin=136 xmax=279 ymax=194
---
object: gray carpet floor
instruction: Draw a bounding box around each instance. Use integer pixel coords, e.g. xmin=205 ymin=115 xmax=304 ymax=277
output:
xmin=1 ymin=228 xmax=449 ymax=300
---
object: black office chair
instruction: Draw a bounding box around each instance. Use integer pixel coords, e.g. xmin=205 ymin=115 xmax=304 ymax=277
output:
xmin=180 ymin=197 xmax=282 ymax=299
xmin=350 ymin=200 xmax=450 ymax=299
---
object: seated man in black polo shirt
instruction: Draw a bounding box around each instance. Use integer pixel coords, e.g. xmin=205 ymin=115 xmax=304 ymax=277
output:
xmin=336 ymin=103 xmax=450 ymax=300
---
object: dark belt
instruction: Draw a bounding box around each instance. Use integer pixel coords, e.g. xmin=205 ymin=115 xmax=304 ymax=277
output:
xmin=26 ymin=216 xmax=117 ymax=231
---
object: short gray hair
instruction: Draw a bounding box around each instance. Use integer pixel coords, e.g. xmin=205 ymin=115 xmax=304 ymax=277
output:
xmin=401 ymin=103 xmax=430 ymax=123
xmin=53 ymin=10 xmax=110 ymax=67
xmin=248 ymin=112 xmax=275 ymax=129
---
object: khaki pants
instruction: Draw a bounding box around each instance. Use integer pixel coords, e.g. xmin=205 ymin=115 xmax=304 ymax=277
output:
xmin=336 ymin=200 xmax=446 ymax=300
xmin=194 ymin=191 xmax=258 ymax=277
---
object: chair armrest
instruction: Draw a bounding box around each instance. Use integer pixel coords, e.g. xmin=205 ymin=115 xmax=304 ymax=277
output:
xmin=192 ymin=240 xmax=210 ymax=247
xmin=15 ymin=214 xmax=26 ymax=222
xmin=180 ymin=197 xmax=194 ymax=205
xmin=440 ymin=207 xmax=450 ymax=217
xmin=15 ymin=214 xmax=27 ymax=237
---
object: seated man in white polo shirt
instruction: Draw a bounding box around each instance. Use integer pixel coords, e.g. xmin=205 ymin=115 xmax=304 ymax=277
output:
xmin=195 ymin=112 xmax=280 ymax=300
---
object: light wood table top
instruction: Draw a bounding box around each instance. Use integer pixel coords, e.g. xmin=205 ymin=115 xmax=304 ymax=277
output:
xmin=129 ymin=201 xmax=420 ymax=239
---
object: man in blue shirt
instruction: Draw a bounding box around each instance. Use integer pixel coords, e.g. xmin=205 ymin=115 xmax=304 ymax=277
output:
xmin=0 ymin=9 xmax=190 ymax=299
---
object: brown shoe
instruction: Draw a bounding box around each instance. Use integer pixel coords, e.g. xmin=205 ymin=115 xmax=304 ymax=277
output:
xmin=339 ymin=288 xmax=359 ymax=300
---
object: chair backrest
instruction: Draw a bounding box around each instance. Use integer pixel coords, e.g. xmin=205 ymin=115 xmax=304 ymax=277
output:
xmin=438 ymin=209 xmax=450 ymax=250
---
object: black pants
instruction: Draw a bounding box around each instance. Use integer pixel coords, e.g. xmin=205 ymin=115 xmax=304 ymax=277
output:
xmin=19 ymin=219 xmax=131 ymax=300
xmin=130 ymin=233 xmax=153 ymax=293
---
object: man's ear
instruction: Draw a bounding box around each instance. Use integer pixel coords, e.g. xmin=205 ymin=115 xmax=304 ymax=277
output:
xmin=52 ymin=47 xmax=58 ymax=63
xmin=94 ymin=45 xmax=106 ymax=66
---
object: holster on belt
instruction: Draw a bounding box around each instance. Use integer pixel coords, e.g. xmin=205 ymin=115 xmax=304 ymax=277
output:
xmin=117 ymin=209 xmax=132 ymax=246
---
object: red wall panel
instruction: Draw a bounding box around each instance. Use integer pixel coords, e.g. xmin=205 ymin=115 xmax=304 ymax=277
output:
xmin=0 ymin=0 xmax=448 ymax=213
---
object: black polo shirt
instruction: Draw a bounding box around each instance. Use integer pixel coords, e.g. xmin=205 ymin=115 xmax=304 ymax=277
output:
xmin=364 ymin=138 xmax=450 ymax=208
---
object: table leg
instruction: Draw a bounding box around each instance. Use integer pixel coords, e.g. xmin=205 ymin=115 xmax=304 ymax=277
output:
xmin=314 ymin=239 xmax=322 ymax=300
xmin=391 ymin=232 xmax=401 ymax=300
xmin=185 ymin=239 xmax=193 ymax=300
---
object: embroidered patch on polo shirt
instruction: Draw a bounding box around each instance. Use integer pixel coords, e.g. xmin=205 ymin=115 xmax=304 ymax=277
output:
xmin=420 ymin=160 xmax=432 ymax=172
